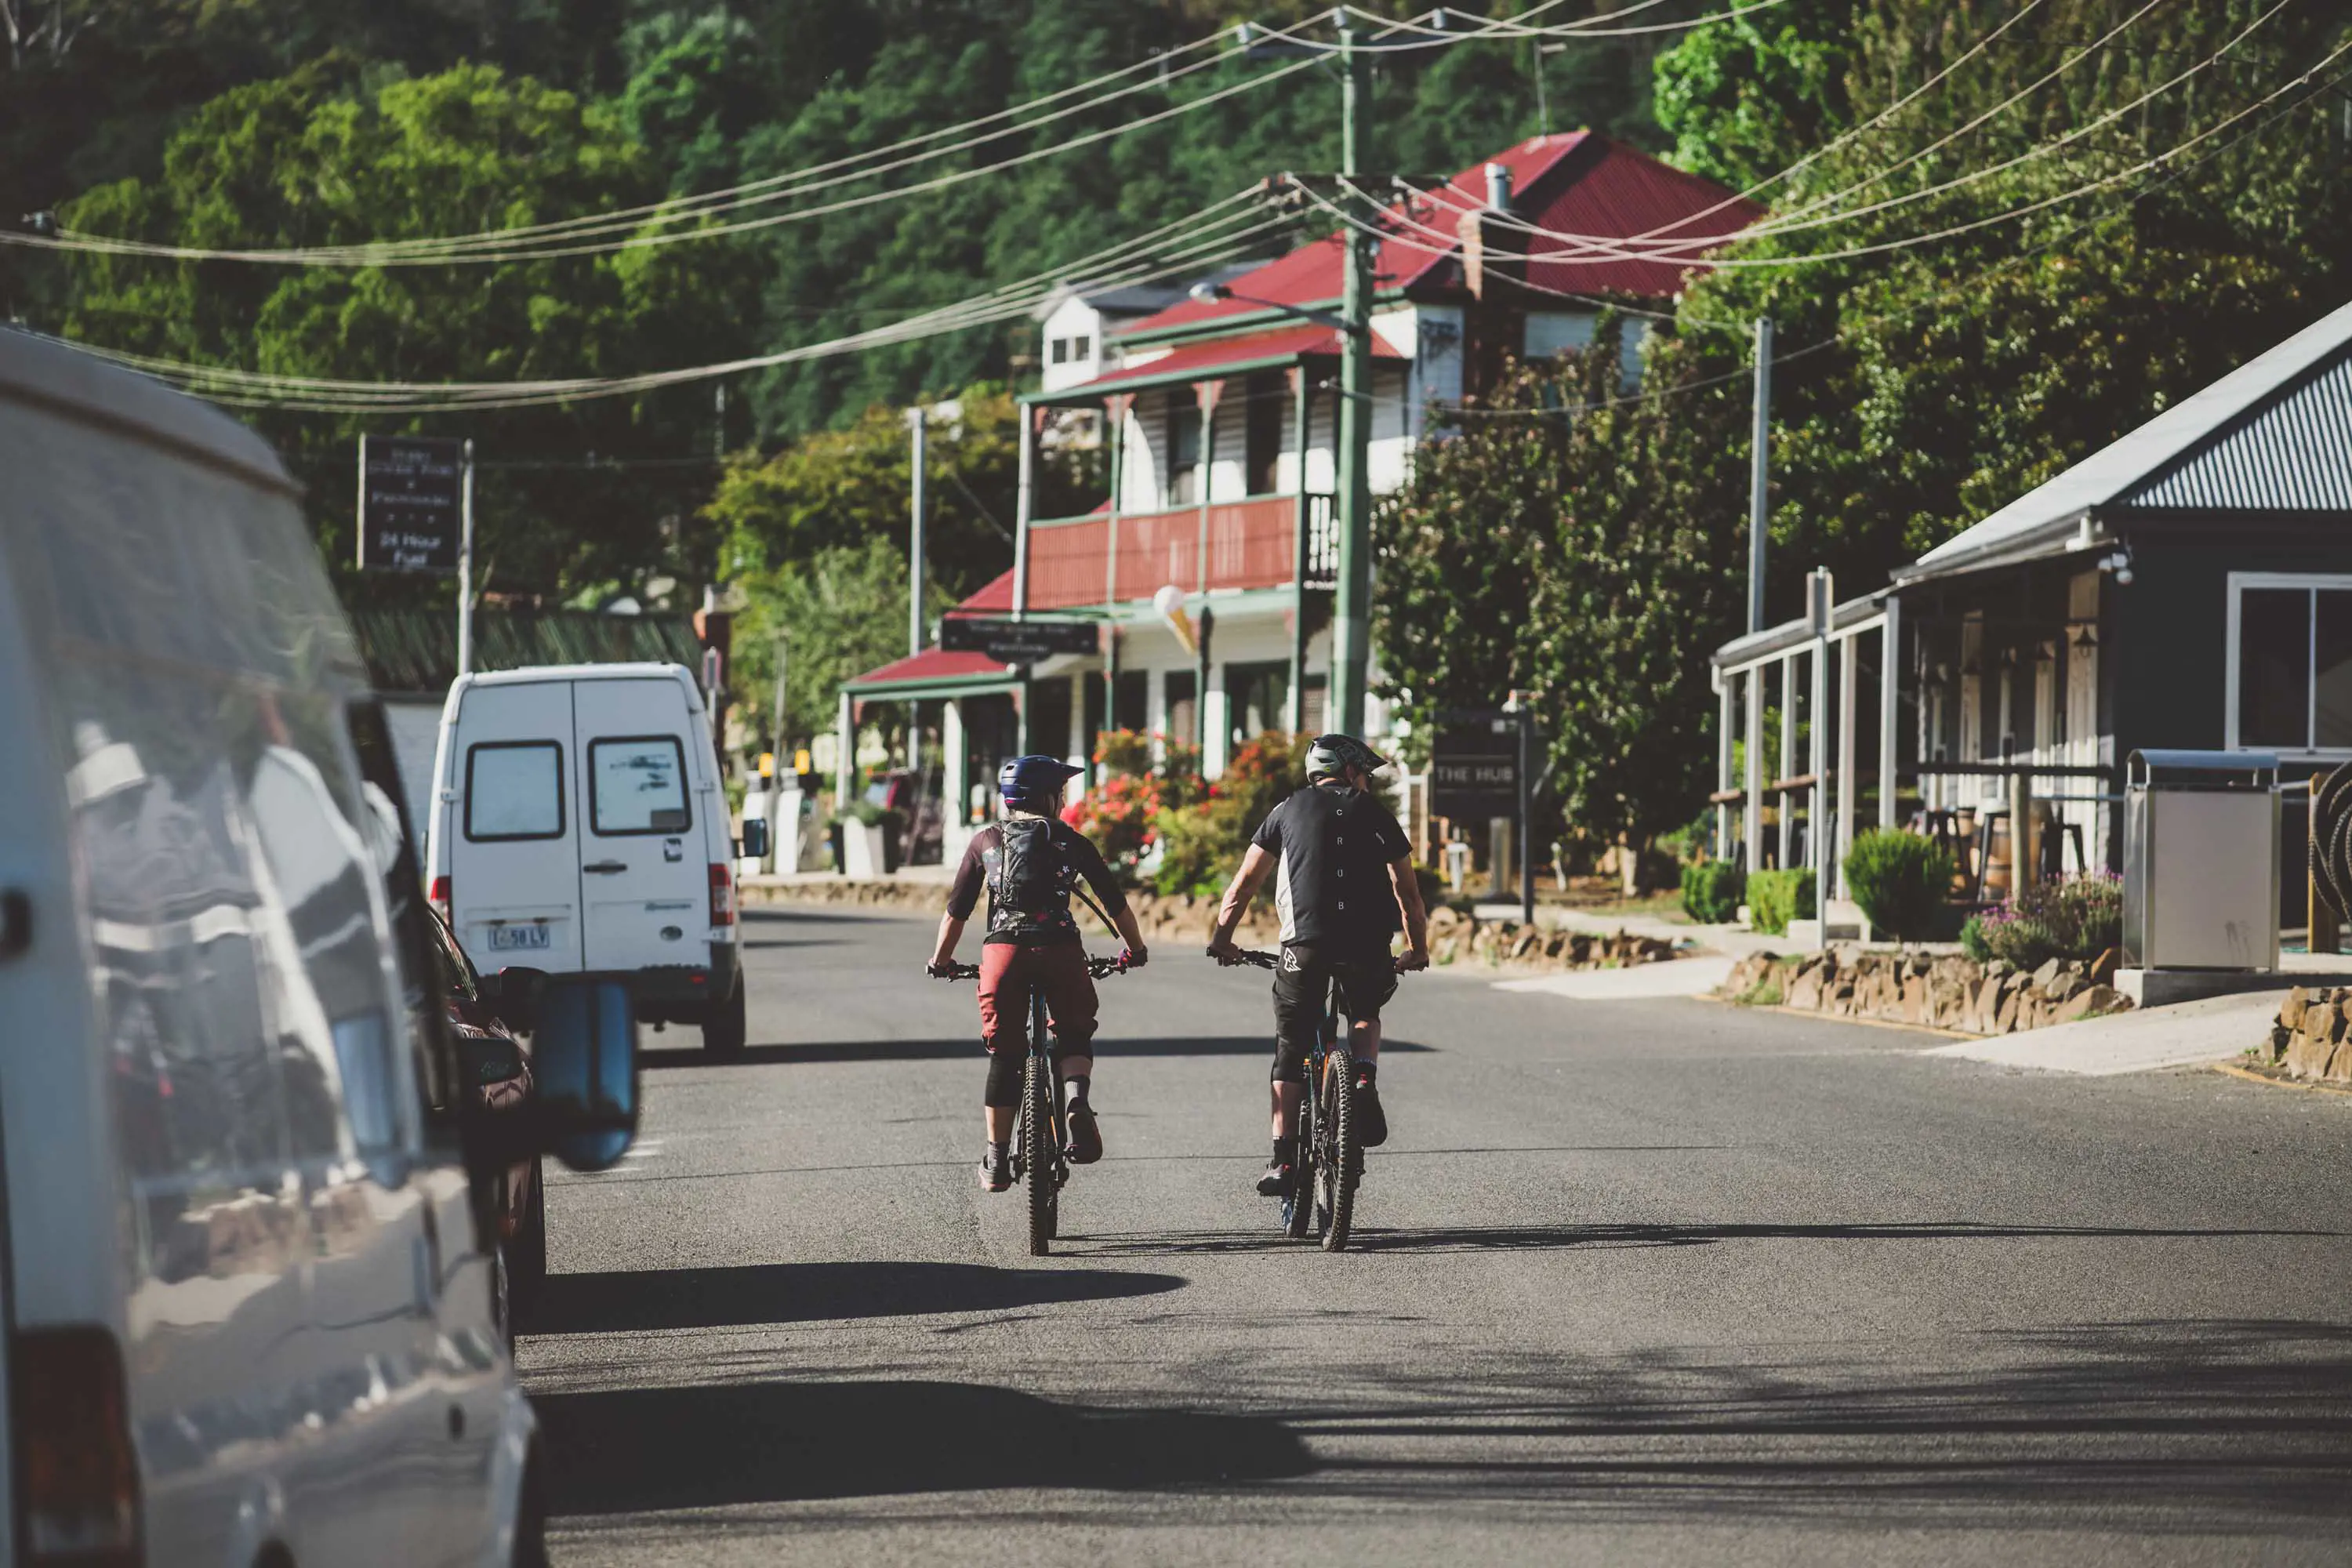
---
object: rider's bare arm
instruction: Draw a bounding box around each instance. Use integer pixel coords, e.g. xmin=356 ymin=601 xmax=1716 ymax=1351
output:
xmin=1209 ymin=843 xmax=1276 ymax=958
xmin=1387 ymin=855 xmax=1430 ymax=971
xmin=928 ymin=912 xmax=967 ymax=974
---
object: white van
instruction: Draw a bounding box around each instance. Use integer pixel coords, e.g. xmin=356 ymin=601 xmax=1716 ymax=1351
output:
xmin=0 ymin=328 xmax=641 ymax=1567
xmin=425 ymin=666 xmax=758 ymax=1058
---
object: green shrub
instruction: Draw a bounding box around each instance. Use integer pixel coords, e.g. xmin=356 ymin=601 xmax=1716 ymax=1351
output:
xmin=1681 ymin=861 xmax=1744 ymax=924
xmin=1748 ymin=868 xmax=1816 ymax=936
xmin=1958 ymin=914 xmax=1992 ymax=963
xmin=1977 ymin=873 xmax=2122 ymax=969
xmin=1842 ymin=829 xmax=1956 ymax=941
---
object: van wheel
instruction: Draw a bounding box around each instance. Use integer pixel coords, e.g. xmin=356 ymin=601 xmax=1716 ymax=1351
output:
xmin=702 ymin=979 xmax=746 ymax=1058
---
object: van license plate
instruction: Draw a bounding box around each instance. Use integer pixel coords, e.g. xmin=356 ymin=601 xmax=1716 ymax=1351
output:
xmin=488 ymin=924 xmax=550 ymax=952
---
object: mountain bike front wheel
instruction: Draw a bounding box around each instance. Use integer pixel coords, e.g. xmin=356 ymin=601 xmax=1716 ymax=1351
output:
xmin=1284 ymin=1062 xmax=1317 ymax=1240
xmin=1022 ymin=1051 xmax=1054 ymax=1257
xmin=1320 ymin=1047 xmax=1358 ymax=1253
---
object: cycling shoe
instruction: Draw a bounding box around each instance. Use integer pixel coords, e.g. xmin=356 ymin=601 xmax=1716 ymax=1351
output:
xmin=1256 ymin=1160 xmax=1294 ymax=1198
xmin=1353 ymin=1080 xmax=1388 ymax=1148
xmin=978 ymin=1145 xmax=1012 ymax=1192
xmin=1065 ymin=1102 xmax=1103 ymax=1164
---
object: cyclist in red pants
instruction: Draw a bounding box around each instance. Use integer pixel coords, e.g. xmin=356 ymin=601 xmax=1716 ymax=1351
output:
xmin=928 ymin=755 xmax=1149 ymax=1191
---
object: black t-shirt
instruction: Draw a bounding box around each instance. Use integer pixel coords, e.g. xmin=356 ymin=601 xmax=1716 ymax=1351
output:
xmin=1250 ymin=782 xmax=1411 ymax=949
xmin=946 ymin=817 xmax=1128 ymax=946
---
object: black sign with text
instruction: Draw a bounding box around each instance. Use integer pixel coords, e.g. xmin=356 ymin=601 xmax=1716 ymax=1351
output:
xmin=1430 ymin=710 xmax=1519 ymax=820
xmin=939 ymin=615 xmax=1101 ymax=664
xmin=358 ymin=436 xmax=464 ymax=572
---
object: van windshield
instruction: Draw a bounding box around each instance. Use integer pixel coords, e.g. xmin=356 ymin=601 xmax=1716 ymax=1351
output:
xmin=590 ymin=736 xmax=691 ymax=835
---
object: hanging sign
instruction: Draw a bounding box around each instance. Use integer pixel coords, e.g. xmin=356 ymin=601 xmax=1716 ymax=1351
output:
xmin=357 ymin=435 xmax=464 ymax=572
xmin=939 ymin=616 xmax=1101 ymax=664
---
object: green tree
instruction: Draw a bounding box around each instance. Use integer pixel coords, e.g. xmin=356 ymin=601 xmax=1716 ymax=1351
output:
xmin=59 ymin=59 xmax=761 ymax=604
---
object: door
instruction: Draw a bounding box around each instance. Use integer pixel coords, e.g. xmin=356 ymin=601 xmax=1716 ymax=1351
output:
xmin=448 ymin=681 xmax=583 ymax=977
xmin=575 ymin=680 xmax=710 ymax=972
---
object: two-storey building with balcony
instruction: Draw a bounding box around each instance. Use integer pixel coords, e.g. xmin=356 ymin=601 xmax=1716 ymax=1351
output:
xmin=840 ymin=131 xmax=1764 ymax=856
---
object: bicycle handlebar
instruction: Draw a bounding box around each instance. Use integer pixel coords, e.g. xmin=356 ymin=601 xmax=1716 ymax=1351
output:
xmin=927 ymin=953 xmax=1135 ymax=982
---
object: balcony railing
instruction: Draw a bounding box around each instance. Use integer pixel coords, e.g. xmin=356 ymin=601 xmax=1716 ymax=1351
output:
xmin=1022 ymin=492 xmax=1338 ymax=612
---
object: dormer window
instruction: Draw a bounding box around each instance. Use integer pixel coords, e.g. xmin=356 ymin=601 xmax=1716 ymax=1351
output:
xmin=1050 ymin=337 xmax=1070 ymax=365
xmin=1073 ymin=335 xmax=1091 ymax=361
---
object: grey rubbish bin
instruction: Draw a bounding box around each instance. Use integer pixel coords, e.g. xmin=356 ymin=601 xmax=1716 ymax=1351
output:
xmin=2122 ymin=750 xmax=2279 ymax=973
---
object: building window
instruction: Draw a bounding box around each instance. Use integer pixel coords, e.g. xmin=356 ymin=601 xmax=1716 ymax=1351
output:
xmin=1244 ymin=371 xmax=1283 ymax=495
xmin=1165 ymin=670 xmax=1199 ymax=751
xmin=1227 ymin=661 xmax=1290 ymax=745
xmin=2227 ymin=573 xmax=2352 ymax=753
xmin=1167 ymin=397 xmax=1203 ymax=508
xmin=1050 ymin=337 xmax=1069 ymax=365
xmin=1073 ymin=335 xmax=1091 ymax=361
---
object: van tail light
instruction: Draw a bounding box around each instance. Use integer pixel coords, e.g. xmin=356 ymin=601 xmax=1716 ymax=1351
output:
xmin=14 ymin=1326 xmax=142 ymax=1566
xmin=709 ymin=862 xmax=736 ymax=927
xmin=429 ymin=875 xmax=452 ymax=924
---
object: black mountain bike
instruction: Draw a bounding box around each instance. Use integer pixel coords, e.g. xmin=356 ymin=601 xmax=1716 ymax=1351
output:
xmin=936 ymin=953 xmax=1129 ymax=1256
xmin=1236 ymin=949 xmax=1363 ymax=1252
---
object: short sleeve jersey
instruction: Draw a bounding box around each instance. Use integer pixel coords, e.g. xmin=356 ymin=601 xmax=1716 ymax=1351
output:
xmin=946 ymin=818 xmax=1127 ymax=946
xmin=1250 ymin=782 xmax=1411 ymax=949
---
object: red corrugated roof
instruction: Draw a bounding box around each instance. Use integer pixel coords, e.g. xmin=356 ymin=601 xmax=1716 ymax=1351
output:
xmin=1068 ymin=321 xmax=1401 ymax=397
xmin=844 ymin=646 xmax=1013 ymax=688
xmin=1123 ymin=133 xmax=1762 ymax=339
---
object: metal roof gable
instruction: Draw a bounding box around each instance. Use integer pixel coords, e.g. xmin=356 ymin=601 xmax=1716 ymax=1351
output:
xmin=1905 ymin=296 xmax=2352 ymax=581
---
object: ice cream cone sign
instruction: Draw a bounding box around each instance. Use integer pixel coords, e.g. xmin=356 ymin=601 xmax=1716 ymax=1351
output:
xmin=1153 ymin=583 xmax=1197 ymax=654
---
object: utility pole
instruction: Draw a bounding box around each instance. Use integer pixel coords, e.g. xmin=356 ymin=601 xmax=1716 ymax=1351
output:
xmin=1331 ymin=14 xmax=1375 ymax=739
xmin=1747 ymin=317 xmax=1773 ymax=635
xmin=907 ymin=405 xmax=927 ymax=657
xmin=456 ymin=438 xmax=476 ymax=677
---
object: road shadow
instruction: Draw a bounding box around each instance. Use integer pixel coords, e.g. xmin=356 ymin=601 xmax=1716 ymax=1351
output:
xmin=535 ymin=1378 xmax=1313 ymax=1514
xmin=524 ymin=1258 xmax=1184 ymax=1334
xmin=738 ymin=935 xmax=848 ymax=949
xmin=643 ymin=1036 xmax=1434 ymax=1068
xmin=1073 ymin=1218 xmax=2342 ymax=1259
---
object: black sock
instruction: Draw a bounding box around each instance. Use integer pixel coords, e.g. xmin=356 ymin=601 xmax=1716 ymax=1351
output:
xmin=1355 ymin=1061 xmax=1378 ymax=1086
xmin=986 ymin=1139 xmax=1008 ymax=1158
xmin=1065 ymin=1074 xmax=1091 ymax=1109
xmin=1272 ymin=1135 xmax=1294 ymax=1165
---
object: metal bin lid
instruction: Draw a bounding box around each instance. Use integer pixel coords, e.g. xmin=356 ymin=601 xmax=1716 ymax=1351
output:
xmin=2126 ymin=750 xmax=2278 ymax=789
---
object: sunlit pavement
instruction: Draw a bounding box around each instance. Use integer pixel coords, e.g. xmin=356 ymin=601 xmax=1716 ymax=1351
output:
xmin=522 ymin=905 xmax=2352 ymax=1567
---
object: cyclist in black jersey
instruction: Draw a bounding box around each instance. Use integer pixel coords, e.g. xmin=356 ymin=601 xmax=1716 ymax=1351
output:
xmin=1207 ymin=733 xmax=1428 ymax=1197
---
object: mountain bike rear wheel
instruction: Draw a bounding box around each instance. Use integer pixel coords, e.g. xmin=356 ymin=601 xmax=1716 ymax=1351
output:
xmin=1284 ymin=1064 xmax=1317 ymax=1240
xmin=1320 ymin=1047 xmax=1357 ymax=1252
xmin=1022 ymin=1052 xmax=1054 ymax=1256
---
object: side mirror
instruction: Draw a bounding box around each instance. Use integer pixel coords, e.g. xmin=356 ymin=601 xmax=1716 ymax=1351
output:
xmin=531 ymin=975 xmax=640 ymax=1171
xmin=484 ymin=964 xmax=549 ymax=1032
xmin=737 ymin=817 xmax=771 ymax=861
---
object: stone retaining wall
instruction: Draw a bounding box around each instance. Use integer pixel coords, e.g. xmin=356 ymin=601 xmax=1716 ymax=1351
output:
xmin=1719 ymin=948 xmax=2132 ymax=1034
xmin=746 ymin=878 xmax=1678 ymax=974
xmin=2253 ymin=989 xmax=2352 ymax=1083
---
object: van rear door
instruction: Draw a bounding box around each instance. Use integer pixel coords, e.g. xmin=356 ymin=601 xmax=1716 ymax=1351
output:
xmin=448 ymin=680 xmax=583 ymax=975
xmin=574 ymin=679 xmax=709 ymax=973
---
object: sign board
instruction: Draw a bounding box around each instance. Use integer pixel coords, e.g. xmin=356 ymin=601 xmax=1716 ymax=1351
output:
xmin=357 ymin=436 xmax=464 ymax=572
xmin=939 ymin=615 xmax=1100 ymax=664
xmin=1430 ymin=708 xmax=1518 ymax=821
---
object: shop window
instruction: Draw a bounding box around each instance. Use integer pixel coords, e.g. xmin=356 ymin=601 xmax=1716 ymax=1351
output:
xmin=1167 ymin=398 xmax=1203 ymax=508
xmin=2228 ymin=574 xmax=2352 ymax=753
xmin=1244 ymin=372 xmax=1283 ymax=495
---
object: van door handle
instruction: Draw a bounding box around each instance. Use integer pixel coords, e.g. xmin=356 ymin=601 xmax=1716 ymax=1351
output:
xmin=584 ymin=861 xmax=628 ymax=875
xmin=0 ymin=891 xmax=27 ymax=960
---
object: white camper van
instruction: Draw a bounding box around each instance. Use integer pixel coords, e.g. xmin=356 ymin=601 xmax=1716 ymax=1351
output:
xmin=0 ymin=328 xmax=641 ymax=1567
xmin=426 ymin=666 xmax=759 ymax=1058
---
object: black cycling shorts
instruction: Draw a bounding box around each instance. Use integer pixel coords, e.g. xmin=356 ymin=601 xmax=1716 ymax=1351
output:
xmin=1271 ymin=940 xmax=1396 ymax=1078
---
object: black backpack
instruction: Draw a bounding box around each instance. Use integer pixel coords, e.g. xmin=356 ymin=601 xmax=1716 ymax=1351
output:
xmin=993 ymin=816 xmax=1065 ymax=918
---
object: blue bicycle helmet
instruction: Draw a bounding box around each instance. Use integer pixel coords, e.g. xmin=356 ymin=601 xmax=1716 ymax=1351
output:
xmin=998 ymin=753 xmax=1083 ymax=812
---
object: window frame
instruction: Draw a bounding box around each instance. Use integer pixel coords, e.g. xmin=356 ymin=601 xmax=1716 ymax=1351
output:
xmin=586 ymin=733 xmax=695 ymax=837
xmin=463 ymin=739 xmax=568 ymax=842
xmin=2224 ymin=571 xmax=2352 ymax=759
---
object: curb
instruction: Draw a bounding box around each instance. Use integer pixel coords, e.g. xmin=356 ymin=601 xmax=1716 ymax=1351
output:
xmin=2211 ymin=1060 xmax=2352 ymax=1097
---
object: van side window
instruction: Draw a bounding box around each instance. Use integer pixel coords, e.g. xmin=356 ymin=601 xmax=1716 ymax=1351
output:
xmin=465 ymin=741 xmax=564 ymax=840
xmin=588 ymin=736 xmax=692 ymax=835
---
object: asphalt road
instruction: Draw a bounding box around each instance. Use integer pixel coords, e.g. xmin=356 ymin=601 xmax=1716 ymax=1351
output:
xmin=522 ymin=904 xmax=2352 ymax=1566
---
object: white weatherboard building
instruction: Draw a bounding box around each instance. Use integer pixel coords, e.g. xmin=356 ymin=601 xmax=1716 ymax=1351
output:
xmin=840 ymin=132 xmax=1764 ymax=862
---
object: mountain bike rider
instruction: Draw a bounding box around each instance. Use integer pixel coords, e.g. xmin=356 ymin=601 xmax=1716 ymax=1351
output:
xmin=1206 ymin=733 xmax=1429 ymax=1198
xmin=928 ymin=754 xmax=1150 ymax=1193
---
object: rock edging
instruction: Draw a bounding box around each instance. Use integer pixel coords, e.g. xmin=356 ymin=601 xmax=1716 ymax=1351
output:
xmin=743 ymin=878 xmax=1679 ymax=974
xmin=1718 ymin=947 xmax=2132 ymax=1034
xmin=2254 ymin=988 xmax=2352 ymax=1083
